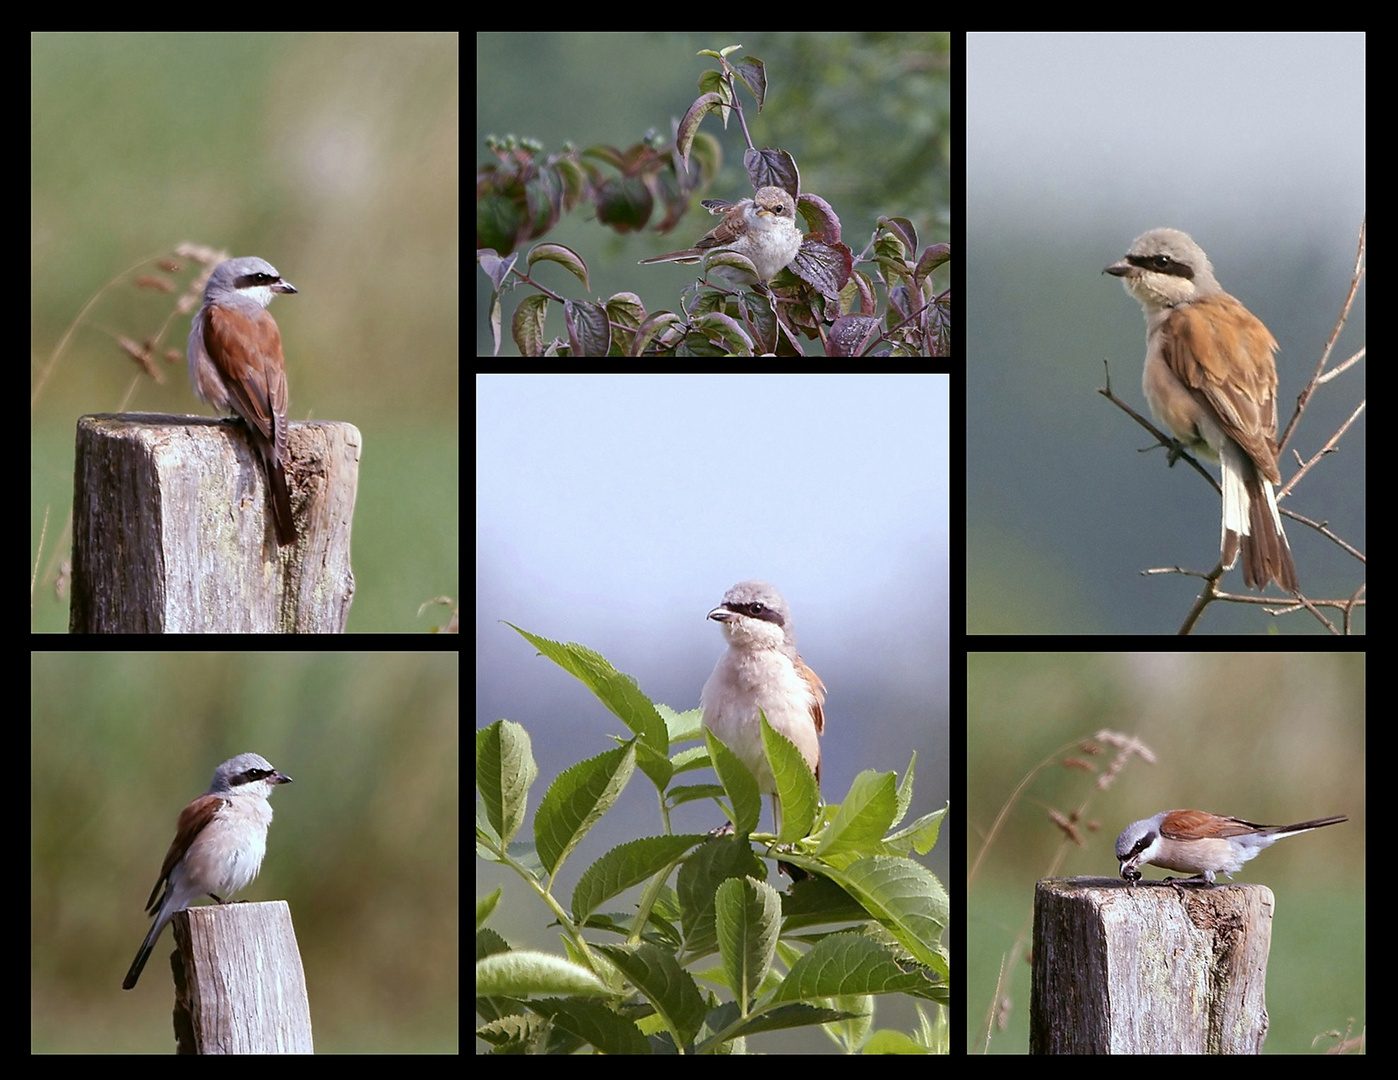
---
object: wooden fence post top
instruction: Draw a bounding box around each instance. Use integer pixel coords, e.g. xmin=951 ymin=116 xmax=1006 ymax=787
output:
xmin=1031 ymin=877 xmax=1274 ymax=1054
xmin=70 ymin=414 xmax=360 ymax=633
xmin=164 ymin=902 xmax=313 ymax=1053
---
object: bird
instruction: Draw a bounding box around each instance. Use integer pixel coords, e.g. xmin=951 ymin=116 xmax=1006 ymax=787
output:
xmin=123 ymin=753 xmax=292 ymax=990
xmin=1104 ymin=228 xmax=1297 ymax=592
xmin=640 ymin=187 xmax=802 ymax=285
xmin=1115 ymin=809 xmax=1347 ymax=885
xmin=700 ymin=580 xmax=825 ymax=838
xmin=187 ymin=256 xmax=299 ymax=546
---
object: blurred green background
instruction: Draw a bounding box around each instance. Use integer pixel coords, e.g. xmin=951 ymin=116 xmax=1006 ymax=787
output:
xmin=31 ymin=33 xmax=459 ymax=633
xmin=967 ymin=652 xmax=1365 ymax=1055
xmin=31 ymin=651 xmax=459 ymax=1053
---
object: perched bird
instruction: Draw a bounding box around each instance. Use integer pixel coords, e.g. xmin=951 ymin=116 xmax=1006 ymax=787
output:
xmin=1105 ymin=228 xmax=1297 ymax=592
xmin=123 ymin=753 xmax=292 ymax=989
xmin=187 ymin=256 xmax=299 ymax=546
xmin=700 ymin=579 xmax=825 ymax=837
xmin=1116 ymin=809 xmax=1347 ymax=885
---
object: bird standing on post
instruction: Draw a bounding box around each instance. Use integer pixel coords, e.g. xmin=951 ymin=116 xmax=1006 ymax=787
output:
xmin=187 ymin=256 xmax=299 ymax=546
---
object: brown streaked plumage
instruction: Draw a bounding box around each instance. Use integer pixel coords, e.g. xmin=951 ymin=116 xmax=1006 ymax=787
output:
xmin=1105 ymin=229 xmax=1297 ymax=592
xmin=639 ymin=186 xmax=802 ymax=284
xmin=187 ymin=257 xmax=298 ymax=547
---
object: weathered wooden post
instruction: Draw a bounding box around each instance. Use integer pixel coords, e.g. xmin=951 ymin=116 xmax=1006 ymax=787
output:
xmin=1031 ymin=877 xmax=1274 ymax=1053
xmin=68 ymin=414 xmax=359 ymax=632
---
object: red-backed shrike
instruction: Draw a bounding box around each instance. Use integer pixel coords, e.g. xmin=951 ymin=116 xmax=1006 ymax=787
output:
xmin=700 ymin=580 xmax=825 ymax=836
xmin=187 ymin=256 xmax=298 ymax=546
xmin=122 ymin=753 xmax=292 ymax=990
xmin=640 ymin=186 xmax=802 ymax=284
xmin=1116 ymin=809 xmax=1347 ymax=885
xmin=1105 ymin=228 xmax=1297 ymax=593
